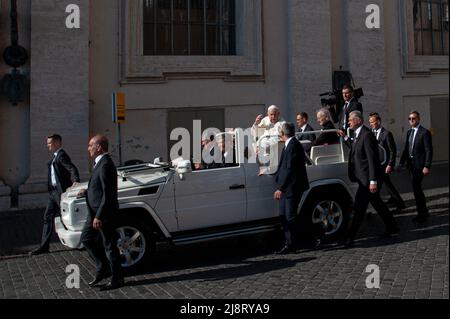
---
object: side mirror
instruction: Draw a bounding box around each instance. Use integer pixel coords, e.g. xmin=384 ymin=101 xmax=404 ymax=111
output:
xmin=175 ymin=160 xmax=192 ymax=180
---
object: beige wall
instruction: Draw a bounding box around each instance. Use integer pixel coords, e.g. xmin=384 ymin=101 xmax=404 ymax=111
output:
xmin=288 ymin=0 xmax=333 ymax=124
xmin=0 ymin=0 xmax=31 ymax=209
xmin=384 ymin=0 xmax=449 ymax=160
xmin=0 ymin=0 xmax=448 ymax=211
xmin=89 ymin=0 xmax=289 ymax=165
xmin=17 ymin=0 xmax=90 ymax=209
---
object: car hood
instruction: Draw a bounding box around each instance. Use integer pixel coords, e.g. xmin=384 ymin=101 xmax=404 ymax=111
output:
xmin=118 ymin=170 xmax=170 ymax=189
xmin=62 ymin=169 xmax=171 ymax=198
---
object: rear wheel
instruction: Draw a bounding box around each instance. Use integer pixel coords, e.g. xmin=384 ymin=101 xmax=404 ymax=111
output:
xmin=298 ymin=189 xmax=352 ymax=243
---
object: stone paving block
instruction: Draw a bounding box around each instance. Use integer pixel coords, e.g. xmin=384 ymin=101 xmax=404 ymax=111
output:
xmin=0 ymin=188 xmax=448 ymax=299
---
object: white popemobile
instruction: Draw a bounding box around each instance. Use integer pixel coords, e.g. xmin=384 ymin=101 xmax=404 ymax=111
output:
xmin=56 ymin=129 xmax=382 ymax=271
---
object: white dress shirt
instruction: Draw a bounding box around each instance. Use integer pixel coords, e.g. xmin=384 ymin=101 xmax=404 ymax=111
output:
xmin=94 ymin=153 xmax=108 ymax=168
xmin=51 ymin=148 xmax=62 ymax=187
xmin=410 ymin=125 xmax=421 ymax=153
xmin=284 ymin=136 xmax=294 ymax=149
xmin=372 ymin=127 xmax=381 ymax=141
xmin=299 ymin=124 xmax=308 ymax=133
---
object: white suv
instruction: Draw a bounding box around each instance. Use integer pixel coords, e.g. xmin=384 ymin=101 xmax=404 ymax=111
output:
xmin=56 ymin=130 xmax=358 ymax=270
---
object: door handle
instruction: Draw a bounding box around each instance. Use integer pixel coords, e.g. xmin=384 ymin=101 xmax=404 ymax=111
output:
xmin=229 ymin=184 xmax=245 ymax=190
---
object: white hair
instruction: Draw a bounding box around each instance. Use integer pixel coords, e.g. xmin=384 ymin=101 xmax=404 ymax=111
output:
xmin=267 ymin=105 xmax=280 ymax=113
xmin=317 ymin=108 xmax=331 ymax=121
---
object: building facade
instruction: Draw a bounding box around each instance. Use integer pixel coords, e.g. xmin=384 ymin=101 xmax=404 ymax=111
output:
xmin=0 ymin=0 xmax=448 ymax=210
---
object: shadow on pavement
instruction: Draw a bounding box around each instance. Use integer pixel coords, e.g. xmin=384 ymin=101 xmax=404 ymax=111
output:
xmin=323 ymin=205 xmax=449 ymax=251
xmin=0 ymin=208 xmax=62 ymax=257
xmin=127 ymin=256 xmax=316 ymax=286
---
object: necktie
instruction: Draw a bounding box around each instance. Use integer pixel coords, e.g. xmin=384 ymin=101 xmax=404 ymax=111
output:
xmin=408 ymin=129 xmax=415 ymax=156
xmin=279 ymin=146 xmax=286 ymax=165
xmin=343 ymin=102 xmax=349 ymax=128
xmin=373 ymin=129 xmax=379 ymax=141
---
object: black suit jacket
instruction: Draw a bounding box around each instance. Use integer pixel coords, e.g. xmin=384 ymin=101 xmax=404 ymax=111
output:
xmin=296 ymin=124 xmax=316 ymax=143
xmin=376 ymin=127 xmax=397 ymax=168
xmin=313 ymin=121 xmax=339 ymax=146
xmin=400 ymin=126 xmax=433 ymax=170
xmin=48 ymin=149 xmax=80 ymax=194
xmin=348 ymin=125 xmax=383 ymax=187
xmin=275 ymin=138 xmax=309 ymax=197
xmin=86 ymin=154 xmax=119 ymax=221
xmin=339 ymin=98 xmax=363 ymax=131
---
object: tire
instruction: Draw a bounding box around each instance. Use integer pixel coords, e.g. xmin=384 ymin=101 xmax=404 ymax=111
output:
xmin=298 ymin=189 xmax=352 ymax=243
xmin=114 ymin=216 xmax=155 ymax=273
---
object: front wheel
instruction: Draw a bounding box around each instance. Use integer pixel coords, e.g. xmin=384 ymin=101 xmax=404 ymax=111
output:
xmin=114 ymin=217 xmax=155 ymax=272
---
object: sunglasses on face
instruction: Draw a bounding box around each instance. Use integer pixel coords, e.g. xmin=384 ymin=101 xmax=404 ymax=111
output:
xmin=408 ymin=117 xmax=417 ymax=120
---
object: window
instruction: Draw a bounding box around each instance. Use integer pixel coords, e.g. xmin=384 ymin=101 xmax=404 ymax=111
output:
xmin=143 ymin=0 xmax=236 ymax=55
xmin=413 ymin=0 xmax=449 ymax=55
xmin=121 ymin=0 xmax=263 ymax=81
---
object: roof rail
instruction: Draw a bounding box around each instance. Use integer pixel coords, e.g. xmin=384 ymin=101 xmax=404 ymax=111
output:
xmin=117 ymin=163 xmax=170 ymax=179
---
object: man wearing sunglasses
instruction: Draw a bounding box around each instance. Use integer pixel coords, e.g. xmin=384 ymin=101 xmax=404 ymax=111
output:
xmin=400 ymin=111 xmax=433 ymax=224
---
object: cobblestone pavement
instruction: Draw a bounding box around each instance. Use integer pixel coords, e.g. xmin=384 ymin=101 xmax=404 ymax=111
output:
xmin=0 ymin=186 xmax=447 ymax=299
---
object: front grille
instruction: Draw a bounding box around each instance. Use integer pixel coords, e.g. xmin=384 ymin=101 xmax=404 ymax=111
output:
xmin=62 ymin=201 xmax=69 ymax=214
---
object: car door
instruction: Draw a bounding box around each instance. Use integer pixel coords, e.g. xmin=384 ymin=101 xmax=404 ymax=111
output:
xmin=174 ymin=164 xmax=247 ymax=231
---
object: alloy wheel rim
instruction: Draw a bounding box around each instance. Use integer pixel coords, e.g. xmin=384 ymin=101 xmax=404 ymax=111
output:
xmin=311 ymin=200 xmax=343 ymax=236
xmin=116 ymin=226 xmax=146 ymax=267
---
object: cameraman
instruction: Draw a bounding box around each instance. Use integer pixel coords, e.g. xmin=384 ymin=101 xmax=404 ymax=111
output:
xmin=339 ymin=85 xmax=363 ymax=134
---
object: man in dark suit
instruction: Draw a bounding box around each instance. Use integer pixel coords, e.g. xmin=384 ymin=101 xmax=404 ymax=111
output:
xmin=344 ymin=111 xmax=399 ymax=248
xmin=313 ymin=108 xmax=339 ymax=146
xmin=400 ymin=111 xmax=433 ymax=224
xmin=79 ymin=135 xmax=124 ymax=290
xmin=368 ymin=113 xmax=406 ymax=211
xmin=339 ymin=85 xmax=363 ymax=133
xmin=274 ymin=123 xmax=310 ymax=254
xmin=296 ymin=112 xmax=316 ymax=143
xmin=30 ymin=134 xmax=80 ymax=256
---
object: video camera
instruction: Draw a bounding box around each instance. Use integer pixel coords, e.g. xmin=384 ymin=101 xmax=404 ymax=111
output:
xmin=320 ymin=70 xmax=363 ymax=123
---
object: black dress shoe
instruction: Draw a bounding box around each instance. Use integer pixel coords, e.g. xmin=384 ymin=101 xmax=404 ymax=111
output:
xmin=28 ymin=248 xmax=49 ymax=256
xmin=99 ymin=278 xmax=125 ymax=291
xmin=275 ymin=245 xmax=293 ymax=255
xmin=88 ymin=272 xmax=111 ymax=287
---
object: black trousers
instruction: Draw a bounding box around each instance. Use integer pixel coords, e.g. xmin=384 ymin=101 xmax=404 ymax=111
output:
xmin=409 ymin=168 xmax=428 ymax=216
xmin=80 ymin=215 xmax=123 ymax=280
xmin=38 ymin=190 xmax=61 ymax=251
xmin=279 ymin=194 xmax=302 ymax=247
xmin=382 ymin=173 xmax=405 ymax=208
xmin=347 ymin=183 xmax=398 ymax=241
